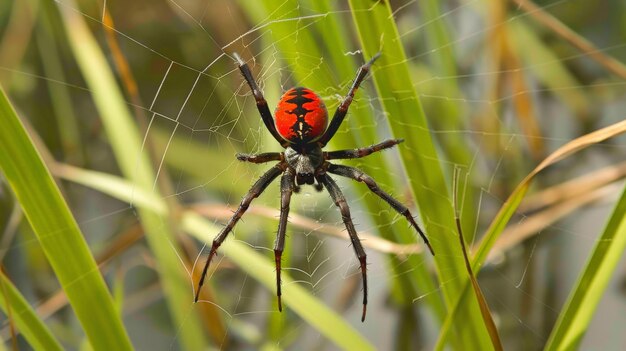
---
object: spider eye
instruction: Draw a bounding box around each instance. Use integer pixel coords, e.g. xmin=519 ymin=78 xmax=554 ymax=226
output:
xmin=275 ymin=87 xmax=328 ymax=143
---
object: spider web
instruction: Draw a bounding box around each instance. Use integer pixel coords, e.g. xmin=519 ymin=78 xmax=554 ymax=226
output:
xmin=2 ymin=0 xmax=626 ymax=349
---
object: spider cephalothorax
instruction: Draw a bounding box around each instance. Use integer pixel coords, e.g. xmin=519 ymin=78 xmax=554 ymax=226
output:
xmin=284 ymin=145 xmax=323 ymax=186
xmin=195 ymin=52 xmax=434 ymax=322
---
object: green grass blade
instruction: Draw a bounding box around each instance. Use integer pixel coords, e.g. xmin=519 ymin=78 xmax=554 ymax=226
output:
xmin=56 ymin=164 xmax=376 ymax=350
xmin=508 ymin=20 xmax=589 ymax=116
xmin=0 ymin=86 xmax=132 ymax=350
xmin=418 ymin=0 xmax=478 ymax=242
xmin=0 ymin=270 xmax=63 ymax=351
xmin=56 ymin=3 xmax=208 ymax=349
xmin=545 ymin=183 xmax=626 ymax=350
xmin=348 ymin=0 xmax=492 ymax=348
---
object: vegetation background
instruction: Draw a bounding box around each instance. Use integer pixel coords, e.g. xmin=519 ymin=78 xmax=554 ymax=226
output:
xmin=1 ymin=0 xmax=626 ymax=350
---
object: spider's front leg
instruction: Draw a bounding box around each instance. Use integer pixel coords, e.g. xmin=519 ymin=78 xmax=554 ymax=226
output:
xmin=316 ymin=173 xmax=369 ymax=322
xmin=194 ymin=163 xmax=285 ymax=302
xmin=234 ymin=53 xmax=289 ymax=148
xmin=274 ymin=171 xmax=295 ymax=311
xmin=317 ymin=52 xmax=381 ymax=147
xmin=324 ymin=139 xmax=404 ymax=160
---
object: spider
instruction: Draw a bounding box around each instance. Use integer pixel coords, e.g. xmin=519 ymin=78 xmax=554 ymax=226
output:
xmin=195 ymin=52 xmax=434 ymax=322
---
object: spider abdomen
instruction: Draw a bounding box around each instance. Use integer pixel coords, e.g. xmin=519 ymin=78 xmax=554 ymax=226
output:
xmin=275 ymin=87 xmax=328 ymax=143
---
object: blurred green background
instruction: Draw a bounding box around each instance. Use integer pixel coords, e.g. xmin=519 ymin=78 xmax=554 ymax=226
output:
xmin=1 ymin=0 xmax=626 ymax=350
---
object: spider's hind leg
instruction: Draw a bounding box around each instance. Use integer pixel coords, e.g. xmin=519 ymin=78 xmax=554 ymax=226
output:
xmin=317 ymin=173 xmax=369 ymax=322
xmin=327 ymin=163 xmax=434 ymax=255
xmin=274 ymin=171 xmax=295 ymax=311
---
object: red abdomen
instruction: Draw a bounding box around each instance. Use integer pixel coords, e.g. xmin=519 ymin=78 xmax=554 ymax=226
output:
xmin=275 ymin=87 xmax=328 ymax=143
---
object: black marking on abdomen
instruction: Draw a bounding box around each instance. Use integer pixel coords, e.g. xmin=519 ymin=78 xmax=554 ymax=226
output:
xmin=286 ymin=87 xmax=314 ymax=139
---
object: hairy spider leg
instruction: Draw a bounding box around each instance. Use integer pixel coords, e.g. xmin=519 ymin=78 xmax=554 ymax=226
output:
xmin=234 ymin=53 xmax=289 ymax=148
xmin=274 ymin=171 xmax=295 ymax=311
xmin=236 ymin=152 xmax=283 ymax=163
xmin=324 ymin=139 xmax=404 ymax=160
xmin=317 ymin=173 xmax=369 ymax=322
xmin=317 ymin=52 xmax=381 ymax=148
xmin=327 ymin=164 xmax=434 ymax=255
xmin=194 ymin=164 xmax=284 ymax=302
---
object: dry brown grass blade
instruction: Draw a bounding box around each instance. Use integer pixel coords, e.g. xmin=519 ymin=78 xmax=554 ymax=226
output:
xmin=487 ymin=183 xmax=619 ymax=262
xmin=102 ymin=10 xmax=139 ymax=98
xmin=509 ymin=52 xmax=545 ymax=159
xmin=453 ymin=168 xmax=503 ymax=351
xmin=102 ymin=7 xmax=180 ymax=212
xmin=511 ymin=0 xmax=626 ymax=80
xmin=530 ymin=120 xmax=626 ymax=175
xmin=483 ymin=161 xmax=626 ymax=260
xmin=520 ymin=161 xmax=626 ymax=213
xmin=484 ymin=1 xmax=545 ymax=159
xmin=476 ymin=118 xmax=626 ymax=268
xmin=191 ymin=204 xmax=423 ymax=257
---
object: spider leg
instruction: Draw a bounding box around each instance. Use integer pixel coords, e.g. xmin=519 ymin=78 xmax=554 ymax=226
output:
xmin=236 ymin=152 xmax=283 ymax=164
xmin=326 ymin=163 xmax=434 ymax=256
xmin=316 ymin=173 xmax=369 ymax=322
xmin=195 ymin=163 xmax=285 ymax=302
xmin=317 ymin=52 xmax=381 ymax=147
xmin=234 ymin=53 xmax=289 ymax=148
xmin=324 ymin=139 xmax=403 ymax=160
xmin=274 ymin=171 xmax=295 ymax=311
